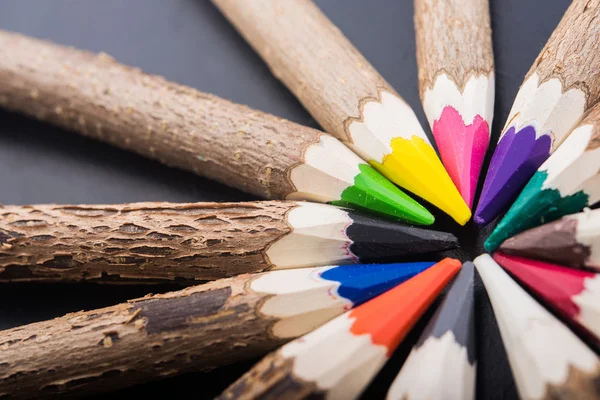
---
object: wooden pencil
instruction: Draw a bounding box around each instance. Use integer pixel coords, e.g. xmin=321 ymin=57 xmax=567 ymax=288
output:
xmin=0 ymin=261 xmax=433 ymax=398
xmin=414 ymin=0 xmax=494 ymax=209
xmin=475 ymin=0 xmax=600 ymax=225
xmin=499 ymin=208 xmax=600 ymax=271
xmin=474 ymin=254 xmax=600 ymax=400
xmin=486 ymin=102 xmax=600 ymax=251
xmin=211 ymin=0 xmax=471 ymax=225
xmin=218 ymin=258 xmax=461 ymax=400
xmin=387 ymin=262 xmax=476 ymax=400
xmin=0 ymin=200 xmax=458 ymax=283
xmin=494 ymin=253 xmax=600 ymax=347
xmin=0 ymin=30 xmax=434 ymax=225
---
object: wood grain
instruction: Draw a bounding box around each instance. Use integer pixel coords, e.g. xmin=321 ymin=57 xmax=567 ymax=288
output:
xmin=414 ymin=0 xmax=494 ymax=96
xmin=0 ymin=274 xmax=285 ymax=399
xmin=580 ymin=102 xmax=600 ymax=150
xmin=525 ymin=0 xmax=600 ymax=108
xmin=211 ymin=0 xmax=397 ymax=144
xmin=0 ymin=201 xmax=294 ymax=283
xmin=0 ymin=29 xmax=323 ymax=199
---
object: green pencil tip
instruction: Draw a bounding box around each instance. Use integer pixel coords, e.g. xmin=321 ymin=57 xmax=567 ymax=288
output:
xmin=484 ymin=170 xmax=590 ymax=252
xmin=333 ymin=164 xmax=434 ymax=225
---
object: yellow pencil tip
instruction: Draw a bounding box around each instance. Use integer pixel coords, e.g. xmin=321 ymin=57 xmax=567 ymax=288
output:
xmin=373 ymin=136 xmax=471 ymax=225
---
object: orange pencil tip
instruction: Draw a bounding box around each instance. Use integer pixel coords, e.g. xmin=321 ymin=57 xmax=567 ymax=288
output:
xmin=350 ymin=258 xmax=461 ymax=354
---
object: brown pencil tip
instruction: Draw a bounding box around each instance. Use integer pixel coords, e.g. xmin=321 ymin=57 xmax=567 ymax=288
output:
xmin=498 ymin=218 xmax=590 ymax=268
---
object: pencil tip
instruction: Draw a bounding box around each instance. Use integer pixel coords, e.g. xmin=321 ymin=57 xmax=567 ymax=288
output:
xmin=484 ymin=167 xmax=589 ymax=252
xmin=348 ymin=258 xmax=461 ymax=351
xmin=373 ymin=136 xmax=471 ymax=225
xmin=432 ymin=107 xmax=490 ymax=209
xmin=346 ymin=211 xmax=459 ymax=259
xmin=335 ymin=164 xmax=435 ymax=225
xmin=475 ymin=125 xmax=551 ymax=225
xmin=493 ymin=252 xmax=590 ymax=302
xmin=324 ymin=261 xmax=435 ymax=306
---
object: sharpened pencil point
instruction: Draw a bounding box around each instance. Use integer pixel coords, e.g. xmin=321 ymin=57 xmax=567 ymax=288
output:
xmin=324 ymin=261 xmax=435 ymax=306
xmin=433 ymin=107 xmax=490 ymax=209
xmin=334 ymin=164 xmax=435 ymax=225
xmin=475 ymin=125 xmax=551 ymax=225
xmin=373 ymin=136 xmax=471 ymax=225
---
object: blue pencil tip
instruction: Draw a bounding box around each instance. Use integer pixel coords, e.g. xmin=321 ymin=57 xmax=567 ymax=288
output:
xmin=320 ymin=261 xmax=435 ymax=306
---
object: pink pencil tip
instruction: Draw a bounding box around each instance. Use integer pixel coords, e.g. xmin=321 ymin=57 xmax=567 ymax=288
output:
xmin=432 ymin=107 xmax=489 ymax=210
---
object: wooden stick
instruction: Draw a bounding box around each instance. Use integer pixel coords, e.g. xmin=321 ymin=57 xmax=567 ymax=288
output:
xmin=414 ymin=0 xmax=494 ymax=208
xmin=0 ymin=200 xmax=458 ymax=283
xmin=475 ymin=0 xmax=600 ymax=225
xmin=486 ymin=102 xmax=600 ymax=252
xmin=474 ymin=254 xmax=600 ymax=400
xmin=499 ymin=209 xmax=600 ymax=271
xmin=211 ymin=0 xmax=471 ymax=225
xmin=494 ymin=253 xmax=600 ymax=348
xmin=387 ymin=262 xmax=476 ymax=400
xmin=0 ymin=29 xmax=434 ymax=225
xmin=218 ymin=259 xmax=461 ymax=400
xmin=0 ymin=262 xmax=433 ymax=398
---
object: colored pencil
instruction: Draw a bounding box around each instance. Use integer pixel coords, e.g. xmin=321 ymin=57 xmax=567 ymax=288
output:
xmin=486 ymin=102 xmax=600 ymax=251
xmin=0 ymin=30 xmax=433 ymax=225
xmin=474 ymin=254 xmax=600 ymax=400
xmin=499 ymin=209 xmax=600 ymax=271
xmin=493 ymin=252 xmax=600 ymax=346
xmin=0 ymin=262 xmax=432 ymax=398
xmin=414 ymin=0 xmax=494 ymax=208
xmin=475 ymin=0 xmax=600 ymax=225
xmin=218 ymin=258 xmax=461 ymax=400
xmin=0 ymin=200 xmax=457 ymax=283
xmin=212 ymin=0 xmax=471 ymax=225
xmin=387 ymin=262 xmax=476 ymax=400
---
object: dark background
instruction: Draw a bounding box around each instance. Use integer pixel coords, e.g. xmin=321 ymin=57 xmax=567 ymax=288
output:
xmin=0 ymin=0 xmax=573 ymax=399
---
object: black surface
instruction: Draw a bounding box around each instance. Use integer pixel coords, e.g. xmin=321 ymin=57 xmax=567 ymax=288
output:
xmin=0 ymin=0 xmax=571 ymax=399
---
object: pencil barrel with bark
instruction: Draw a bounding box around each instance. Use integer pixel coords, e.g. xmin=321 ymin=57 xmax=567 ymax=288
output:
xmin=212 ymin=0 xmax=472 ymax=225
xmin=414 ymin=0 xmax=495 ymax=209
xmin=475 ymin=0 xmax=600 ymax=225
xmin=0 ymin=200 xmax=458 ymax=283
xmin=0 ymin=262 xmax=432 ymax=399
xmin=0 ymin=29 xmax=432 ymax=224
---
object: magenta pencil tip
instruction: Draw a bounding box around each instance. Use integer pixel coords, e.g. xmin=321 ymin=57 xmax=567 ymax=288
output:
xmin=432 ymin=107 xmax=490 ymax=210
xmin=475 ymin=125 xmax=551 ymax=224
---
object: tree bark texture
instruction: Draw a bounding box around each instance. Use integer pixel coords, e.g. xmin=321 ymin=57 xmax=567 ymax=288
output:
xmin=0 ymin=201 xmax=294 ymax=283
xmin=211 ymin=0 xmax=396 ymax=144
xmin=414 ymin=0 xmax=494 ymax=96
xmin=0 ymin=274 xmax=287 ymax=399
xmin=525 ymin=0 xmax=600 ymax=109
xmin=0 ymin=29 xmax=324 ymax=200
xmin=217 ymin=352 xmax=321 ymax=400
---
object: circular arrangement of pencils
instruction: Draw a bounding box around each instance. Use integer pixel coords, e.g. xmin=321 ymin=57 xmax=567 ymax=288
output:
xmin=0 ymin=0 xmax=599 ymax=399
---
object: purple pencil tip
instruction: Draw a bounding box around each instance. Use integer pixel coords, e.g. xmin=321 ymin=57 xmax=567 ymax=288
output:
xmin=474 ymin=215 xmax=486 ymax=225
xmin=475 ymin=125 xmax=551 ymax=224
